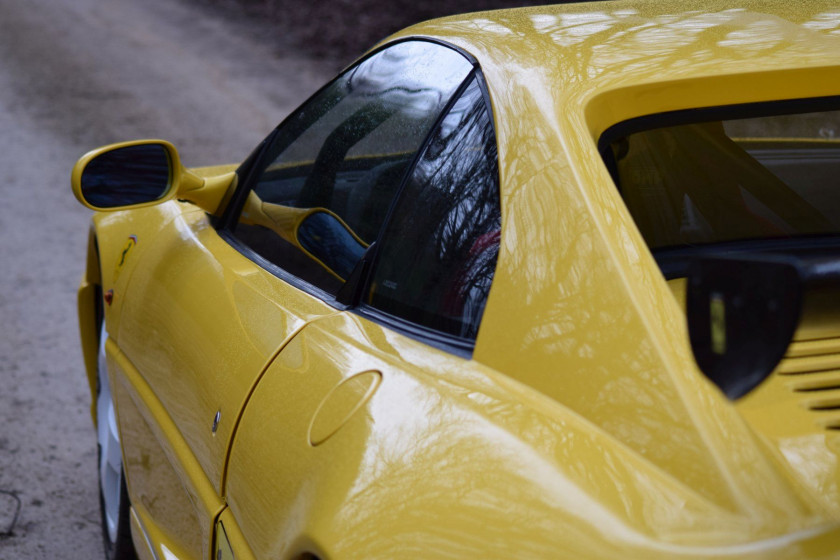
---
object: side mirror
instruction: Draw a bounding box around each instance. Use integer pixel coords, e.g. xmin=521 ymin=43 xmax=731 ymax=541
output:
xmin=241 ymin=194 xmax=367 ymax=281
xmin=71 ymin=140 xmax=232 ymax=214
xmin=296 ymin=210 xmax=367 ymax=280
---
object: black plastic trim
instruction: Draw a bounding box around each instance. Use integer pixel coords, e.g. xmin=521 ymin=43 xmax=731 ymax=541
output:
xmin=217 ymin=230 xmax=349 ymax=311
xmin=656 ymin=235 xmax=840 ymax=279
xmin=687 ymin=252 xmax=840 ymax=399
xmin=473 ymin=69 xmax=497 ymax=138
xmin=355 ymin=305 xmax=475 ymax=358
xmin=335 ymin=242 xmax=377 ymax=306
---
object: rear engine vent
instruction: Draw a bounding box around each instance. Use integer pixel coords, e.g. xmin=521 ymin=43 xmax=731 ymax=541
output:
xmin=780 ymin=338 xmax=840 ymax=430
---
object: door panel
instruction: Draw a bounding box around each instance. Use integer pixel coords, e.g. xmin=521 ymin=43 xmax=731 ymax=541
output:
xmin=111 ymin=204 xmax=336 ymax=557
xmin=223 ymin=312 xmax=395 ymax=559
xmin=117 ymin=207 xmax=335 ymax=492
xmin=108 ymin=339 xmax=209 ymax=559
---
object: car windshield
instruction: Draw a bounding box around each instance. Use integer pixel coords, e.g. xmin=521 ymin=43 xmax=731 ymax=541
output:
xmin=604 ymin=101 xmax=840 ymax=276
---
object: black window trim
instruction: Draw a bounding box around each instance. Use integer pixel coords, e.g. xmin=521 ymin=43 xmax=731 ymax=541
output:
xmin=356 ymin=306 xmax=475 ymax=358
xmin=217 ymin=37 xmax=501 ymax=355
xmin=218 ymin=229 xmax=349 ymax=309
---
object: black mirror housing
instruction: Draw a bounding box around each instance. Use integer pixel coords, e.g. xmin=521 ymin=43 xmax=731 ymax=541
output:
xmin=687 ymin=253 xmax=840 ymax=399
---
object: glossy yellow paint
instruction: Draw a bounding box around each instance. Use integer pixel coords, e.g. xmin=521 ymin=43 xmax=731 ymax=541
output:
xmin=227 ymin=312 xmax=840 ymax=558
xmin=75 ymin=1 xmax=840 ymax=558
xmin=84 ymin=197 xmax=339 ymax=559
xmin=77 ymin=164 xmax=239 ymax=426
xmin=77 ymin=225 xmax=102 ymax=424
xmin=129 ymin=508 xmax=155 ymax=560
xmin=107 ymin=336 xmax=223 ymax=559
xmin=114 ymin=204 xmax=336 ymax=496
xmin=736 ymin=337 xmax=840 ymax=521
xmin=392 ymin=0 xmax=839 ymax=553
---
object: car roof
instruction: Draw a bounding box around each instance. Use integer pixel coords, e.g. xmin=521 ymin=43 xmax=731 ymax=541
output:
xmin=389 ymin=0 xmax=840 ymax=139
xmin=396 ymin=0 xmax=840 ymax=83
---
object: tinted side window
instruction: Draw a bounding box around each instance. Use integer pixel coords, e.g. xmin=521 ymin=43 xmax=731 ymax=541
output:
xmin=233 ymin=41 xmax=473 ymax=295
xmin=366 ymin=78 xmax=501 ymax=340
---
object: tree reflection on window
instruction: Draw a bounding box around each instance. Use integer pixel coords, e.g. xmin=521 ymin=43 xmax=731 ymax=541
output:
xmin=233 ymin=41 xmax=473 ymax=295
xmin=369 ymin=78 xmax=501 ymax=340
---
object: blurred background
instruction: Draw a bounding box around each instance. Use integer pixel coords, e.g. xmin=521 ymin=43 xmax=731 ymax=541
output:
xmin=0 ymin=0 xmax=542 ymax=558
xmin=201 ymin=0 xmax=546 ymax=60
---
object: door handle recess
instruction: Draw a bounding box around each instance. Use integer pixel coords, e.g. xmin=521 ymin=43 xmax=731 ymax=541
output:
xmin=308 ymin=370 xmax=382 ymax=446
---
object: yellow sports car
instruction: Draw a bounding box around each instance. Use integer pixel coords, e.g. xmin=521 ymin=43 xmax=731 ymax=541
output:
xmin=73 ymin=1 xmax=840 ymax=558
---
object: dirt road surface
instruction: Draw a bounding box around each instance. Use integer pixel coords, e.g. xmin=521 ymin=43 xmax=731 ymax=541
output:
xmin=0 ymin=0 xmax=331 ymax=557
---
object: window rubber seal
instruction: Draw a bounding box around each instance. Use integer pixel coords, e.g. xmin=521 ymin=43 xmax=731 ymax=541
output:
xmin=356 ymin=306 xmax=475 ymax=358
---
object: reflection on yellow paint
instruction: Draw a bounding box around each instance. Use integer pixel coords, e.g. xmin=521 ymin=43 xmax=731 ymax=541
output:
xmin=160 ymin=544 xmax=181 ymax=560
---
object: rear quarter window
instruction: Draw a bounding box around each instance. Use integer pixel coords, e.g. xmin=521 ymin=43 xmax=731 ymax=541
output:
xmin=365 ymin=76 xmax=501 ymax=341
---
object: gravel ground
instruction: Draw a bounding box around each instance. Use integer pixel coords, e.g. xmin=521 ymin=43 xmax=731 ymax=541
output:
xmin=0 ymin=0 xmax=332 ymax=557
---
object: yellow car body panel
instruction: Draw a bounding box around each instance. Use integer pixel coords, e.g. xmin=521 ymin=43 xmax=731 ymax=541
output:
xmin=226 ymin=312 xmax=840 ymax=558
xmin=113 ymin=205 xmax=334 ymax=494
xmin=391 ymin=0 xmax=840 ymax=538
xmin=108 ymin=337 xmax=220 ymax=559
xmin=76 ymin=1 xmax=840 ymax=558
xmin=87 ymin=200 xmax=340 ymax=558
